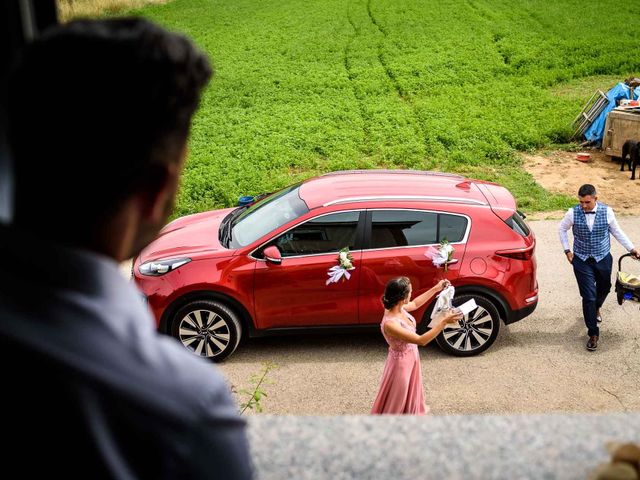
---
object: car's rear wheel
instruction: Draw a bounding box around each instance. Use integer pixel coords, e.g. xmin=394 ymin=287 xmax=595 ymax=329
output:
xmin=170 ymin=299 xmax=242 ymax=362
xmin=435 ymin=294 xmax=500 ymax=357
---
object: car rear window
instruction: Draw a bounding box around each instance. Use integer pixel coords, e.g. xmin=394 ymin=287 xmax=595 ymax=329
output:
xmin=370 ymin=211 xmax=468 ymax=248
xmin=439 ymin=213 xmax=467 ymax=243
xmin=371 ymin=210 xmax=437 ymax=248
xmin=504 ymin=211 xmax=530 ymax=237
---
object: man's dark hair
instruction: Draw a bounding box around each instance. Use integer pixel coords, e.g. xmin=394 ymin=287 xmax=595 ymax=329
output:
xmin=578 ymin=184 xmax=597 ymax=197
xmin=7 ymin=18 xmax=212 ymax=222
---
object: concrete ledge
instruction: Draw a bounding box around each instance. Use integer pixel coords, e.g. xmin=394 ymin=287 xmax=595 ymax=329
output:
xmin=248 ymin=413 xmax=640 ymax=479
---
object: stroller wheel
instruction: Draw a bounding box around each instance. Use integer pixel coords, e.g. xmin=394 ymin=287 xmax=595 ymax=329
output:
xmin=617 ymin=286 xmax=625 ymax=305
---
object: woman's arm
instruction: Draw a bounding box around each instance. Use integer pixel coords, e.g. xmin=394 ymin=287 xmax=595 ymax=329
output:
xmin=404 ymin=280 xmax=448 ymax=312
xmin=384 ymin=310 xmax=461 ymax=347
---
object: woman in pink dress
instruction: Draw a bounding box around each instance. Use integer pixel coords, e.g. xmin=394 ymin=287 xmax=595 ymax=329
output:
xmin=371 ymin=277 xmax=461 ymax=415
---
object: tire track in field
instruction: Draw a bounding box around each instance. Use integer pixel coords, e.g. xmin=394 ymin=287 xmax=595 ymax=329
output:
xmin=465 ymin=0 xmax=493 ymax=22
xmin=467 ymin=0 xmax=561 ymax=72
xmin=465 ymin=0 xmax=512 ymax=68
xmin=364 ymin=0 xmax=427 ymax=160
xmin=343 ymin=0 xmax=371 ymax=153
xmin=366 ymin=0 xmax=405 ymax=100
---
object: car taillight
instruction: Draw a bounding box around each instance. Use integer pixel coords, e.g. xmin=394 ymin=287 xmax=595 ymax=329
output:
xmin=495 ymin=248 xmax=534 ymax=261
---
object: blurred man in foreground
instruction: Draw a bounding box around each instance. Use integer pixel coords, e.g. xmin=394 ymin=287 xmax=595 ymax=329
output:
xmin=0 ymin=18 xmax=252 ymax=478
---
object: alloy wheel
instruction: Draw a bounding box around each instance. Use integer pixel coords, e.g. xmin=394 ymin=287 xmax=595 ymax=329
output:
xmin=178 ymin=309 xmax=232 ymax=358
xmin=441 ymin=304 xmax=494 ymax=352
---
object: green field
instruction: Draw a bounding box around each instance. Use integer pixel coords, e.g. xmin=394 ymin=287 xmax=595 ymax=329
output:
xmin=124 ymin=0 xmax=640 ymax=216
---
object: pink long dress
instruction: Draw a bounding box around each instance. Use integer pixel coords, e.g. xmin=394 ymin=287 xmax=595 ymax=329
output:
xmin=371 ymin=309 xmax=429 ymax=415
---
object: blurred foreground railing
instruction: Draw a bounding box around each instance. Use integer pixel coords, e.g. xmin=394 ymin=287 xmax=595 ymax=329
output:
xmin=248 ymin=413 xmax=640 ymax=479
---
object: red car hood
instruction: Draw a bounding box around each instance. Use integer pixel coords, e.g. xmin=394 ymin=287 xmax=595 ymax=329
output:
xmin=137 ymin=208 xmax=235 ymax=264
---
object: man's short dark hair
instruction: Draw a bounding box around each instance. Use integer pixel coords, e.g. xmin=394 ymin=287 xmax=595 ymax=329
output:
xmin=578 ymin=184 xmax=596 ymax=197
xmin=8 ymin=18 xmax=212 ymax=221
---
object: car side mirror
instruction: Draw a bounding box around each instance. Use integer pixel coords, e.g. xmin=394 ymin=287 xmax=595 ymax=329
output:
xmin=263 ymin=246 xmax=282 ymax=265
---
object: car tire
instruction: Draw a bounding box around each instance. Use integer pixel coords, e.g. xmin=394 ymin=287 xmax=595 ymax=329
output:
xmin=435 ymin=294 xmax=500 ymax=357
xmin=170 ymin=299 xmax=242 ymax=362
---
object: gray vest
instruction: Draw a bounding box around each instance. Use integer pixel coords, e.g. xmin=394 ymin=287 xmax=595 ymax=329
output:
xmin=572 ymin=203 xmax=610 ymax=262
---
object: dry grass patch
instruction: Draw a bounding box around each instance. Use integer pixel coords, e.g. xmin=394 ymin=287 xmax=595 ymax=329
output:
xmin=57 ymin=0 xmax=169 ymax=21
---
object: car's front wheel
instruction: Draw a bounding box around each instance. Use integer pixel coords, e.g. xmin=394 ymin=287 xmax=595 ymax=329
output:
xmin=435 ymin=294 xmax=500 ymax=357
xmin=170 ymin=299 xmax=242 ymax=362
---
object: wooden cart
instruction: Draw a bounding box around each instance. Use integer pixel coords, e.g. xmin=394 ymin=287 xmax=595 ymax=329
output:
xmin=602 ymin=108 xmax=640 ymax=157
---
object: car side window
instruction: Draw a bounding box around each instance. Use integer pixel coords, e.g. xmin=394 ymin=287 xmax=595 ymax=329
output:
xmin=439 ymin=213 xmax=467 ymax=243
xmin=370 ymin=210 xmax=468 ymax=248
xmin=272 ymin=211 xmax=360 ymax=257
xmin=371 ymin=210 xmax=437 ymax=248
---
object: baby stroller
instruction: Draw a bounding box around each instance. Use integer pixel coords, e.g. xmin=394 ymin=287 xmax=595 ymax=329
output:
xmin=615 ymin=253 xmax=640 ymax=304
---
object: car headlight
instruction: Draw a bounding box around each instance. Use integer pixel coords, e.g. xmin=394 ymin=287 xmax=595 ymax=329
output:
xmin=138 ymin=258 xmax=191 ymax=276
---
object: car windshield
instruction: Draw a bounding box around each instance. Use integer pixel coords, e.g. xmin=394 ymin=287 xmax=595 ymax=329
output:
xmin=229 ymin=184 xmax=309 ymax=248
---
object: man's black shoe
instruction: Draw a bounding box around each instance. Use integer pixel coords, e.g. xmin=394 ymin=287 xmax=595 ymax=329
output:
xmin=587 ymin=335 xmax=598 ymax=351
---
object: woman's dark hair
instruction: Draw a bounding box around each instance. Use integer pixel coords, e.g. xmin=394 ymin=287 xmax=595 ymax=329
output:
xmin=382 ymin=277 xmax=411 ymax=309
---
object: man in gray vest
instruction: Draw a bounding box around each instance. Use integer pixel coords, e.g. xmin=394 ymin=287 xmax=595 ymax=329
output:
xmin=559 ymin=184 xmax=639 ymax=351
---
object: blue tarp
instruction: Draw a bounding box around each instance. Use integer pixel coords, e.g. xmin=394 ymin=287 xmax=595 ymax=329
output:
xmin=584 ymin=82 xmax=640 ymax=144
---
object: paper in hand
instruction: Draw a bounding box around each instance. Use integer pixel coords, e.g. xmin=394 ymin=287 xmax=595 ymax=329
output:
xmin=456 ymin=298 xmax=477 ymax=316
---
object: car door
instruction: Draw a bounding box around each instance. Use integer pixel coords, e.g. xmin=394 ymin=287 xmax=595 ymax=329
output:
xmin=253 ymin=210 xmax=365 ymax=329
xmin=358 ymin=209 xmax=469 ymax=326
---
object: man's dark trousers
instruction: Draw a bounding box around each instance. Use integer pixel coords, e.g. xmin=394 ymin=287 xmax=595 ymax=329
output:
xmin=572 ymin=253 xmax=612 ymax=337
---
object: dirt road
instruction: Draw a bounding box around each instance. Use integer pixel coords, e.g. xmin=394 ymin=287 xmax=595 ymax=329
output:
xmin=524 ymin=150 xmax=640 ymax=218
xmin=219 ymin=216 xmax=640 ymax=415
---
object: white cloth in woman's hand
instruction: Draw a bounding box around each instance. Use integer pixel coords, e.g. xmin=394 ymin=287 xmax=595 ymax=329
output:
xmin=430 ymin=285 xmax=455 ymax=320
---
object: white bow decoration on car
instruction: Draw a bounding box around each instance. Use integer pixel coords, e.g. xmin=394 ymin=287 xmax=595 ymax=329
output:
xmin=326 ymin=248 xmax=355 ymax=285
xmin=426 ymin=239 xmax=455 ymax=272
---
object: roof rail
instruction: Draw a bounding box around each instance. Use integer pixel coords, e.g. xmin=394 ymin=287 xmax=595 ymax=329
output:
xmin=320 ymin=170 xmax=463 ymax=179
xmin=322 ymin=195 xmax=486 ymax=207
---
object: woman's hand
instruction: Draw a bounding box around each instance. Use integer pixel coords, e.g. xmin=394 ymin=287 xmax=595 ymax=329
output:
xmin=442 ymin=309 xmax=463 ymax=325
xmin=435 ymin=279 xmax=450 ymax=292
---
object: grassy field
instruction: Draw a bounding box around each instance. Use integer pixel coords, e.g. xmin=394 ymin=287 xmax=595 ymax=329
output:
xmin=116 ymin=0 xmax=640 ymax=216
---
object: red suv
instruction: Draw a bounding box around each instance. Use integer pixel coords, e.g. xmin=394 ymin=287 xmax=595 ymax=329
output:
xmin=133 ymin=170 xmax=538 ymax=361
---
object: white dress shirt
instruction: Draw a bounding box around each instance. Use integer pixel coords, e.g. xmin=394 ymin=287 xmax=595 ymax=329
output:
xmin=558 ymin=203 xmax=634 ymax=252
